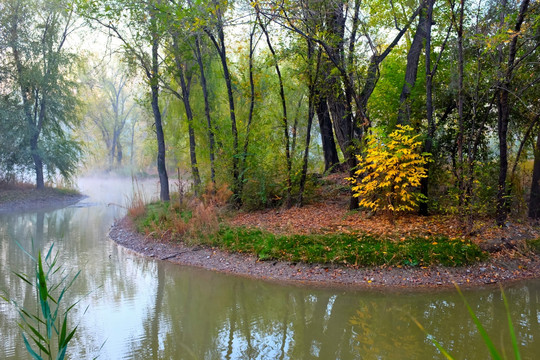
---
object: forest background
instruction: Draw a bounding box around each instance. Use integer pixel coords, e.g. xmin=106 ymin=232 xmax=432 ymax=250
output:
xmin=1 ymin=0 xmax=540 ymax=229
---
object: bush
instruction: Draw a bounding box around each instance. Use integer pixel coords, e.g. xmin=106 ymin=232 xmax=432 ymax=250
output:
xmin=348 ymin=125 xmax=430 ymax=219
xmin=130 ymin=186 xmax=227 ymax=242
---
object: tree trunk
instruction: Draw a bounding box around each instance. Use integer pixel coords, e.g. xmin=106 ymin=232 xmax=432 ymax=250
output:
xmin=396 ymin=0 xmax=429 ymax=126
xmin=151 ymin=33 xmax=170 ymax=201
xmin=419 ymin=0 xmax=435 ymax=216
xmin=238 ymin=22 xmax=258 ymax=202
xmin=205 ymin=3 xmax=240 ymax=205
xmin=258 ymin=12 xmax=292 ymax=207
xmin=316 ymin=93 xmax=340 ymax=172
xmin=116 ymin=141 xmax=123 ymax=166
xmin=31 ymin=136 xmax=44 ymax=189
xmin=299 ymin=39 xmax=319 ymax=206
xmin=111 ymin=131 xmax=118 ymax=168
xmin=194 ymin=35 xmax=216 ymax=185
xmin=130 ymin=117 xmax=136 ymax=166
xmin=529 ymin=130 xmax=540 ymax=219
xmin=496 ymin=0 xmax=530 ymax=226
xmin=173 ymin=39 xmax=201 ymax=194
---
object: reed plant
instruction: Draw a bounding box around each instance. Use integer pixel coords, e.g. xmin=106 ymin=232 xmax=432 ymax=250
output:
xmin=1 ymin=244 xmax=82 ymax=360
xmin=126 ymin=176 xmax=147 ymax=218
xmin=414 ymin=284 xmax=521 ymax=360
xmin=131 ymin=184 xmax=231 ymax=243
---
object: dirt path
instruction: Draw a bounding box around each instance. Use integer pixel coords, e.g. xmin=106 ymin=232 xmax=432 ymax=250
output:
xmin=109 ymin=217 xmax=540 ymax=289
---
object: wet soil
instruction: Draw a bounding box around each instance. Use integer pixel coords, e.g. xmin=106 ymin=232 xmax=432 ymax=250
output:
xmin=109 ymin=217 xmax=540 ymax=290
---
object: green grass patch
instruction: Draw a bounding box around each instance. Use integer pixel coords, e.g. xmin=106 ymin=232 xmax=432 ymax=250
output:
xmin=134 ymin=201 xmax=191 ymax=232
xmin=211 ymin=227 xmax=487 ymax=267
xmin=526 ymin=237 xmax=540 ymax=254
xmin=132 ymin=202 xmax=487 ymax=267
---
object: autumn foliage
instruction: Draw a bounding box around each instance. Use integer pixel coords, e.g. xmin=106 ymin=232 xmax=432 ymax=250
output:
xmin=348 ymin=125 xmax=430 ymax=216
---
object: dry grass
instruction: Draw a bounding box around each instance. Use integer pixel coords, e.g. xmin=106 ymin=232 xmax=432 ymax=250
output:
xmin=0 ymin=181 xmax=36 ymax=191
xmin=127 ymin=177 xmax=147 ymax=218
xmin=132 ymin=183 xmax=232 ymax=243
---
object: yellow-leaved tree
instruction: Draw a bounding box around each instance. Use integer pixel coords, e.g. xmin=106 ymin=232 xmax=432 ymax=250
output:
xmin=348 ymin=125 xmax=430 ymax=219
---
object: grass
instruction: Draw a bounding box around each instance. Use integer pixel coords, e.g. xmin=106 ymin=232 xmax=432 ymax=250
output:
xmin=133 ymin=200 xmax=486 ymax=266
xmin=526 ymin=237 xmax=540 ymax=254
xmin=210 ymin=227 xmax=486 ymax=267
xmin=129 ymin=182 xmax=487 ymax=267
xmin=130 ymin=189 xmax=224 ymax=242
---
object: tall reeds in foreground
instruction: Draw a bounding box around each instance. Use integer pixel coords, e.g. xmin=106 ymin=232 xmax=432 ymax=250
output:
xmin=414 ymin=284 xmax=521 ymax=360
xmin=1 ymin=244 xmax=83 ymax=360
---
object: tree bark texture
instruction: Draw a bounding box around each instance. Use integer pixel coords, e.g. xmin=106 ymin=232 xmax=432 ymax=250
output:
xmin=316 ymin=93 xmax=340 ymax=172
xmin=151 ymin=31 xmax=170 ymax=201
xmin=396 ymin=0 xmax=430 ymax=126
xmin=194 ymin=35 xmax=216 ymax=185
xmin=172 ymin=38 xmax=201 ymax=193
xmin=529 ymin=129 xmax=540 ymax=219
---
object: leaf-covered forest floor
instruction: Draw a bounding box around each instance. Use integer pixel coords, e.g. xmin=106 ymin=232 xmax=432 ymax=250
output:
xmin=231 ymin=173 xmax=540 ymax=254
xmin=0 ymin=182 xmax=84 ymax=214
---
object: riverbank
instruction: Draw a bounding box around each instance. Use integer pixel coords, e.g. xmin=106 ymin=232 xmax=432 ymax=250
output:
xmin=0 ymin=183 xmax=85 ymax=214
xmin=109 ymin=216 xmax=540 ymax=289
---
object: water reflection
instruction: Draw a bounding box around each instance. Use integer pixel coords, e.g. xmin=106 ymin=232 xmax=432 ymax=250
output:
xmin=1 ymin=177 xmax=540 ymax=359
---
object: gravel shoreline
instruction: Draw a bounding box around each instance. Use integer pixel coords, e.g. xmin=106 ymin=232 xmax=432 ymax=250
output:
xmin=109 ymin=217 xmax=540 ymax=290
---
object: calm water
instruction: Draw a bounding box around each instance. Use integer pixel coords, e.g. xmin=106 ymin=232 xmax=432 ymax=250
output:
xmin=1 ymin=177 xmax=540 ymax=359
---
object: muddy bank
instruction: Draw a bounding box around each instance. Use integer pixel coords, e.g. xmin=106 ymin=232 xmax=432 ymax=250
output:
xmin=109 ymin=217 xmax=540 ymax=289
xmin=0 ymin=187 xmax=85 ymax=214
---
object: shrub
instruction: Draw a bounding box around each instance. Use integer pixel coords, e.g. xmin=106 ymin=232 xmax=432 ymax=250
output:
xmin=132 ymin=187 xmax=224 ymax=242
xmin=348 ymin=125 xmax=430 ymax=218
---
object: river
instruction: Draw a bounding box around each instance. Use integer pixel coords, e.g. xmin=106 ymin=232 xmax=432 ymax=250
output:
xmin=1 ymin=176 xmax=539 ymax=359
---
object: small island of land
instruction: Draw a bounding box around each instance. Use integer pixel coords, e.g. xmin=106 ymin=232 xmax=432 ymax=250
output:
xmin=109 ymin=174 xmax=540 ymax=289
xmin=0 ymin=182 xmax=85 ymax=214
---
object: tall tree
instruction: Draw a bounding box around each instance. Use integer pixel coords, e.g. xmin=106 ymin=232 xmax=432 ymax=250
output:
xmin=169 ymin=36 xmax=202 ymax=193
xmin=80 ymin=0 xmax=171 ymax=200
xmin=396 ymin=0 xmax=433 ymax=127
xmin=496 ymin=0 xmax=531 ymax=225
xmin=530 ymin=128 xmax=540 ymax=219
xmin=202 ymin=0 xmax=241 ymax=204
xmin=256 ymin=6 xmax=293 ymax=207
xmin=85 ymin=66 xmax=135 ymax=169
xmin=1 ymin=0 xmax=82 ymax=188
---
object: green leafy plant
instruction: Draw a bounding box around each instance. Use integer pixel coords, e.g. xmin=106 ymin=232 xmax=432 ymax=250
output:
xmin=1 ymin=244 xmax=82 ymax=360
xmin=414 ymin=285 xmax=521 ymax=360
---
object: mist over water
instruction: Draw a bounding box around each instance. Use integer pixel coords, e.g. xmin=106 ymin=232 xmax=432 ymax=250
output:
xmin=1 ymin=176 xmax=540 ymax=359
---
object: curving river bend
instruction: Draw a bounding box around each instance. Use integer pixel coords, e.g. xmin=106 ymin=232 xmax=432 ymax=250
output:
xmin=1 ymin=177 xmax=540 ymax=359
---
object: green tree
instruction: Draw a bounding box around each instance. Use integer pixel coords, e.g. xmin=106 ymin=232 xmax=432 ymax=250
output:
xmin=0 ymin=0 xmax=82 ymax=187
xmin=79 ymin=0 xmax=171 ymax=200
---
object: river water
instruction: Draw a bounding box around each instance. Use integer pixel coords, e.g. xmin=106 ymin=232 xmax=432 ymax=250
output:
xmin=1 ymin=177 xmax=539 ymax=359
